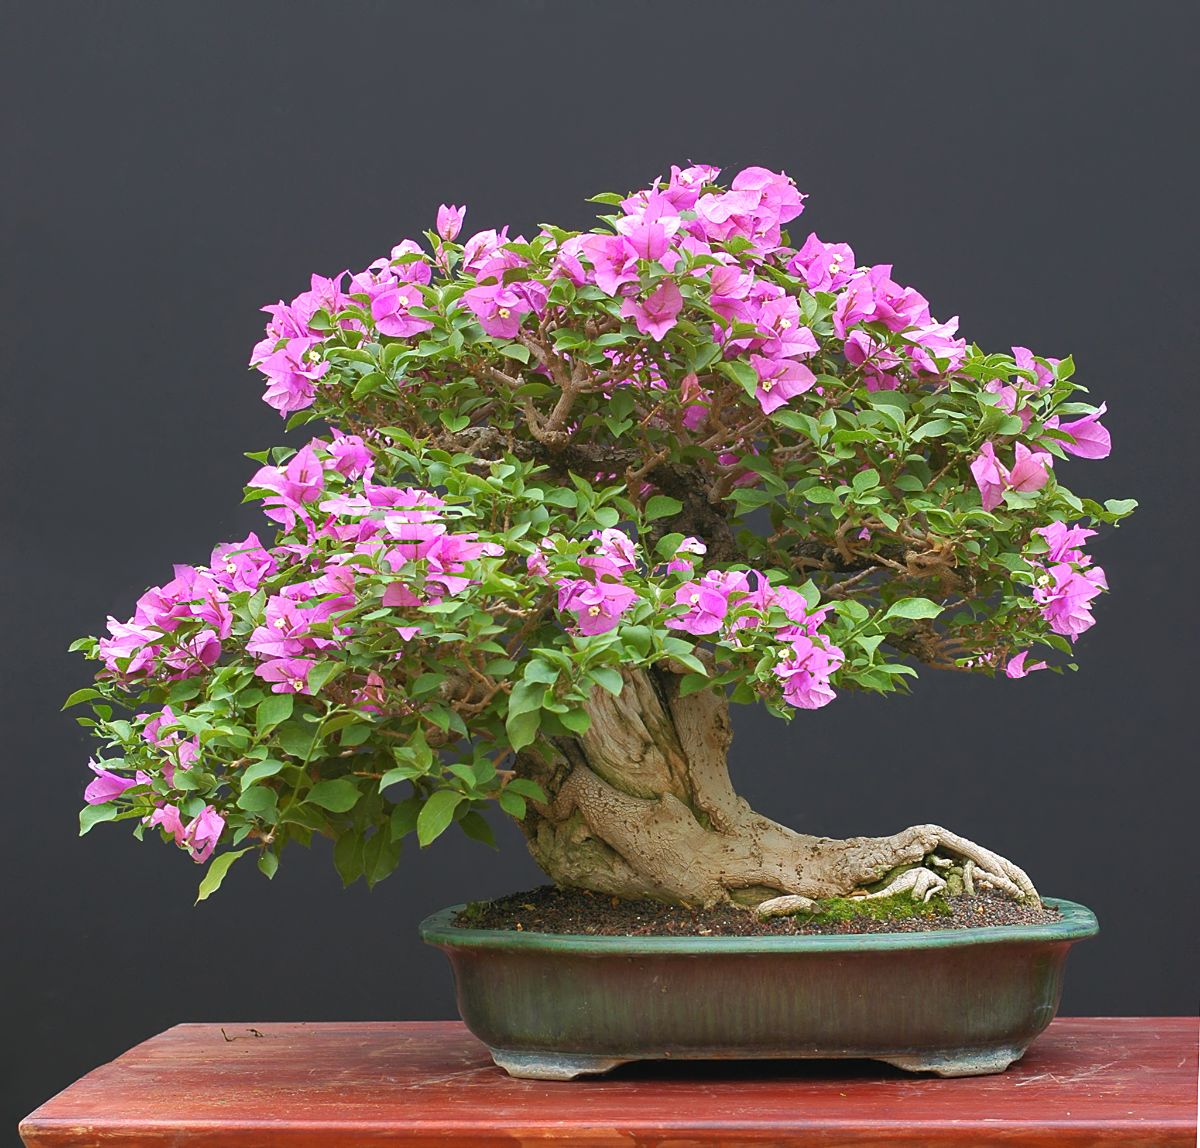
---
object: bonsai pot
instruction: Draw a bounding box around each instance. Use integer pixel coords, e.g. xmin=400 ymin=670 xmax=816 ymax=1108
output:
xmin=421 ymin=896 xmax=1097 ymax=1080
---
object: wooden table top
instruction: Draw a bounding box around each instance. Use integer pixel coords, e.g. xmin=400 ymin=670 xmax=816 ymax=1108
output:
xmin=19 ymin=1017 xmax=1198 ymax=1147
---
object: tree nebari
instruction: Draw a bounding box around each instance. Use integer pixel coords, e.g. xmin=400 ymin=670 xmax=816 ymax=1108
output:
xmin=517 ymin=669 xmax=1037 ymax=909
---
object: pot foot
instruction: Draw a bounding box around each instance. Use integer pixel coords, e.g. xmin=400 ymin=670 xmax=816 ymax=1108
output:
xmin=877 ymin=1044 xmax=1026 ymax=1077
xmin=489 ymin=1048 xmax=630 ymax=1080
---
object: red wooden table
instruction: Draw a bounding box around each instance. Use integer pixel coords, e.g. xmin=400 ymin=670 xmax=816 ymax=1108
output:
xmin=19 ymin=1018 xmax=1197 ymax=1147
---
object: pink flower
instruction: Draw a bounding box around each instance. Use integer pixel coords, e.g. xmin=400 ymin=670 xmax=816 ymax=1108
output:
xmin=324 ymin=431 xmax=374 ymax=478
xmin=210 ymin=533 xmax=276 ymax=593
xmin=556 ymin=575 xmax=638 ymax=636
xmin=970 ymin=442 xmax=1053 ymax=511
xmin=252 ymin=443 xmax=326 ymax=531
xmin=1055 ymin=403 xmax=1111 ymax=459
xmin=288 ymin=273 xmax=349 ymax=328
xmin=371 ymin=282 xmax=432 ymax=338
xmin=907 ymin=318 xmax=967 ymax=374
xmin=831 ymin=275 xmax=877 ymax=338
xmin=579 ymin=234 xmax=640 ymax=296
xmin=621 ymin=280 xmax=683 ymax=340
xmin=789 ymin=233 xmax=856 ymax=292
xmin=756 ymin=296 xmax=819 ymax=361
xmin=98 ymin=617 xmax=160 ymax=677
xmin=750 ymin=354 xmax=816 ymax=414
xmin=774 ymin=635 xmax=843 ymax=710
xmin=1007 ymin=442 xmax=1054 ymax=494
xmin=84 ymin=761 xmax=138 ymax=805
xmin=591 ymin=529 xmax=638 ymax=573
xmin=1005 ymin=651 xmax=1049 ymax=679
xmin=161 ymin=630 xmax=223 ymax=678
xmin=666 ymin=536 xmax=706 ymax=575
xmin=1036 ymin=521 xmax=1096 ymax=565
xmin=436 ymin=203 xmax=466 ymax=242
xmin=147 ymin=803 xmax=186 ymax=846
xmin=256 ymin=336 xmax=329 ymax=415
xmin=1012 ymin=346 xmax=1057 ymax=388
xmin=255 ymin=656 xmax=319 ymax=694
xmin=614 ymin=193 xmax=681 ymax=261
xmin=1033 ymin=564 xmax=1105 ymax=639
xmin=666 ymin=581 xmax=732 ymax=635
xmin=462 ymin=284 xmax=527 ymax=339
xmin=970 ymin=443 xmax=1008 ymax=511
xmin=184 ymin=806 xmax=225 ymax=863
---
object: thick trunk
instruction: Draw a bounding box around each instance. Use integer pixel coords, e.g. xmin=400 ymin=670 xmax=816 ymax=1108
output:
xmin=515 ymin=667 xmax=1036 ymax=909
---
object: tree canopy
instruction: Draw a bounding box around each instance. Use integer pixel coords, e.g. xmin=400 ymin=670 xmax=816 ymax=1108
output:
xmin=70 ymin=164 xmax=1130 ymax=896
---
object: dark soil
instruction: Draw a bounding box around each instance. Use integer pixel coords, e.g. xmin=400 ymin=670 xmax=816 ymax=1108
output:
xmin=456 ymin=885 xmax=1062 ymax=936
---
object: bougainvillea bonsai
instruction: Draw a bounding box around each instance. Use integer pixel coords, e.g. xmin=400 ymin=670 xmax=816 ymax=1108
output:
xmin=69 ymin=164 xmax=1132 ymax=912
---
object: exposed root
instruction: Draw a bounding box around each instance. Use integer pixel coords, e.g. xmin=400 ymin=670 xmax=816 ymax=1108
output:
xmin=515 ymin=667 xmax=1039 ymax=910
xmin=754 ymin=894 xmax=816 ymax=919
xmin=852 ymin=866 xmax=947 ymax=903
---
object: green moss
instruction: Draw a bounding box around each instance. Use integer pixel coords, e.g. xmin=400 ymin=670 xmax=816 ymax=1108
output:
xmin=799 ymin=893 xmax=953 ymax=924
xmin=457 ymin=900 xmax=488 ymax=924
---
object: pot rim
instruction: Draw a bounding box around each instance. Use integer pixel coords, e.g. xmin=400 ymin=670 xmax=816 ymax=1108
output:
xmin=419 ymin=896 xmax=1097 ymax=954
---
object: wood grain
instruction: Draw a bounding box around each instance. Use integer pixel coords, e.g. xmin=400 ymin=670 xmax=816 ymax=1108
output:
xmin=19 ymin=1017 xmax=1198 ymax=1147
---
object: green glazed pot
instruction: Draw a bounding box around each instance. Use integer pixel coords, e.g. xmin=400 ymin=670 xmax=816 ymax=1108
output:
xmin=420 ymin=897 xmax=1097 ymax=1080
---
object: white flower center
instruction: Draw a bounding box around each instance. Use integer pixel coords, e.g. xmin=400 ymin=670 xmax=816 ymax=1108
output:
xmin=497 ymin=307 xmax=510 ymax=319
xmin=225 ymin=561 xmax=237 ymax=574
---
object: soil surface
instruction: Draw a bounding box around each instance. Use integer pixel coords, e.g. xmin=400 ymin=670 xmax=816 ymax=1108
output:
xmin=456 ymin=885 xmax=1063 ymax=936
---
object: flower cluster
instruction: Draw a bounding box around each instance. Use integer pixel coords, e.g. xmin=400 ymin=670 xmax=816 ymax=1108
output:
xmin=666 ymin=569 xmax=844 ymax=709
xmin=1028 ymin=521 xmax=1108 ymax=640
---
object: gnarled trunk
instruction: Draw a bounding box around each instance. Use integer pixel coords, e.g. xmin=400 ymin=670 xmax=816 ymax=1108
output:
xmin=515 ymin=667 xmax=1024 ymax=909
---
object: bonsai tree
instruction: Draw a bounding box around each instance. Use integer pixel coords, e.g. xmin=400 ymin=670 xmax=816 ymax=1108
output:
xmin=70 ymin=164 xmax=1132 ymax=910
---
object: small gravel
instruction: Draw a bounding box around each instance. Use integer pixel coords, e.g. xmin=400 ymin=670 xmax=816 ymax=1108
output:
xmin=456 ymin=885 xmax=1062 ymax=937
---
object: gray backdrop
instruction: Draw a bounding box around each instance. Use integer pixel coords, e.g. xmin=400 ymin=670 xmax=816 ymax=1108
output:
xmin=3 ymin=0 xmax=1196 ymax=1135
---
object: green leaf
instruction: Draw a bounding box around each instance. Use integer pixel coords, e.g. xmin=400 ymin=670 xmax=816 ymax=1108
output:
xmin=62 ymin=688 xmax=102 ymax=710
xmin=256 ymin=693 xmax=293 ymax=736
xmin=195 ymin=849 xmax=251 ymax=904
xmin=257 ymin=851 xmax=279 ymax=880
xmin=363 ymin=831 xmax=402 ymax=887
xmin=236 ymin=786 xmax=278 ymax=817
xmin=505 ymin=708 xmax=540 ymax=751
xmin=277 ymin=722 xmax=318 ymax=760
xmin=910 ymin=418 xmax=953 ymax=442
xmin=333 ymin=831 xmax=365 ymax=886
xmin=852 ymin=468 xmax=879 ymax=492
xmin=504 ymin=778 xmax=546 ymax=802
xmin=79 ymin=803 xmax=120 ymax=835
xmin=590 ymin=667 xmax=624 ymax=696
xmin=417 ymin=790 xmax=464 ymax=846
xmin=458 ymin=810 xmax=497 ymax=849
xmin=498 ymin=342 xmax=531 ymax=364
xmin=1103 ymin=498 xmax=1138 ymax=516
xmin=644 ymin=495 xmax=683 ymax=521
xmin=498 ymin=790 xmax=527 ymax=819
xmin=241 ymin=758 xmax=286 ymax=788
xmin=351 ymin=371 xmax=387 ymax=399
xmin=884 ymin=598 xmax=944 ymax=621
xmin=307 ymin=778 xmax=360 ymax=813
xmin=716 ymin=358 xmax=758 ymax=396
xmin=558 ymin=708 xmax=591 ymax=734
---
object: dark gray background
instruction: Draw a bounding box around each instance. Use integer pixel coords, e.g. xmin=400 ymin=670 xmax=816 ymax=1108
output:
xmin=3 ymin=0 xmax=1197 ymax=1134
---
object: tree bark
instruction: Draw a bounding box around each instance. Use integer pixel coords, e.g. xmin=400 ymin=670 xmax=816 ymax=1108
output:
xmin=515 ymin=667 xmax=1036 ymax=908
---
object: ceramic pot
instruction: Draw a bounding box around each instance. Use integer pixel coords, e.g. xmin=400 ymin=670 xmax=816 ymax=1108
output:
xmin=420 ymin=896 xmax=1097 ymax=1080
